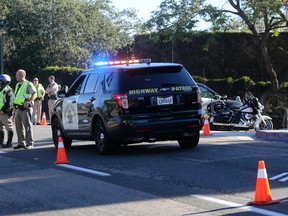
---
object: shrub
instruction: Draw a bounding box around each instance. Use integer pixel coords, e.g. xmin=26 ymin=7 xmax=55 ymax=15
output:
xmin=206 ymin=77 xmax=234 ymax=97
xmin=250 ymin=81 xmax=271 ymax=98
xmin=33 ymin=66 xmax=84 ymax=88
xmin=232 ymin=76 xmax=255 ymax=97
xmin=193 ymin=76 xmax=208 ymax=84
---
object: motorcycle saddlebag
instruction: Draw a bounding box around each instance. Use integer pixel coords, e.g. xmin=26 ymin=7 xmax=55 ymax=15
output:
xmin=214 ymin=108 xmax=233 ymax=123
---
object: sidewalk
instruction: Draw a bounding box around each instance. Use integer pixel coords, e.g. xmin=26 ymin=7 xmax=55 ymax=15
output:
xmin=200 ymin=129 xmax=288 ymax=143
xmin=256 ymin=129 xmax=288 ymax=142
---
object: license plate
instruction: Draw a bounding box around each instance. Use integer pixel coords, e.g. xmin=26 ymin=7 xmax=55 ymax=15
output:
xmin=157 ymin=96 xmax=173 ymax=105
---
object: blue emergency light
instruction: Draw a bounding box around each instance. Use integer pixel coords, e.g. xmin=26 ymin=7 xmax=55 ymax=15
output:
xmin=93 ymin=58 xmax=151 ymax=67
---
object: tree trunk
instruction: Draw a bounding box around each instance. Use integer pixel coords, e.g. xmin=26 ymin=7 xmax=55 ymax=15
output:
xmin=259 ymin=42 xmax=279 ymax=112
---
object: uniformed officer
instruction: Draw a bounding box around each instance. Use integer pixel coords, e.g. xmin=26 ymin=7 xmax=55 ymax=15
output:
xmin=45 ymin=75 xmax=59 ymax=124
xmin=0 ymin=74 xmax=14 ymax=148
xmin=13 ymin=69 xmax=37 ymax=149
xmin=32 ymin=77 xmax=45 ymax=125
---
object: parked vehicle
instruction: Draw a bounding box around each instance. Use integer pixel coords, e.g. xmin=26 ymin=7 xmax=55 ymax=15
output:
xmin=207 ymin=91 xmax=273 ymax=131
xmin=51 ymin=59 xmax=203 ymax=154
xmin=197 ymin=83 xmax=241 ymax=116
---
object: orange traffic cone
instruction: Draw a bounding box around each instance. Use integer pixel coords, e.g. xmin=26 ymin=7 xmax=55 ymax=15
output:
xmin=247 ymin=160 xmax=280 ymax=205
xmin=202 ymin=116 xmax=212 ymax=136
xmin=41 ymin=112 xmax=47 ymax=126
xmin=55 ymin=137 xmax=70 ymax=164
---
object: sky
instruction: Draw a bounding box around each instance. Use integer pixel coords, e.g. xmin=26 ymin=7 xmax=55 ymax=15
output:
xmin=111 ymin=0 xmax=162 ymax=21
xmin=110 ymin=0 xmax=229 ymax=30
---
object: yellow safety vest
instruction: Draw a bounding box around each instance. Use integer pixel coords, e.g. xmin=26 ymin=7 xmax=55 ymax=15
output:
xmin=35 ymin=83 xmax=44 ymax=98
xmin=14 ymin=81 xmax=31 ymax=105
xmin=0 ymin=85 xmax=12 ymax=110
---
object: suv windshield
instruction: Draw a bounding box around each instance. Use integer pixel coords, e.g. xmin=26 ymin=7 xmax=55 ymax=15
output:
xmin=105 ymin=66 xmax=195 ymax=91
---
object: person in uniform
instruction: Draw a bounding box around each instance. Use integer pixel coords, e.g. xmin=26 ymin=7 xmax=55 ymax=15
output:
xmin=0 ymin=74 xmax=14 ymax=148
xmin=45 ymin=75 xmax=59 ymax=124
xmin=32 ymin=78 xmax=45 ymax=125
xmin=13 ymin=69 xmax=37 ymax=149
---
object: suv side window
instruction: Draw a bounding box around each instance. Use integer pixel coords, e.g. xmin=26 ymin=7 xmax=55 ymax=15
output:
xmin=67 ymin=75 xmax=86 ymax=96
xmin=84 ymin=73 xmax=100 ymax=93
xmin=104 ymin=69 xmax=118 ymax=90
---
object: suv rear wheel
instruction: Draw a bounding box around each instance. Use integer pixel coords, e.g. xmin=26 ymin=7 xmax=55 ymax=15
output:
xmin=177 ymin=131 xmax=200 ymax=149
xmin=52 ymin=118 xmax=72 ymax=149
xmin=95 ymin=120 xmax=114 ymax=154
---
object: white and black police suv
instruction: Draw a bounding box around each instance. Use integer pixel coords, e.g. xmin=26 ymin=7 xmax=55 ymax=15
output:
xmin=51 ymin=59 xmax=203 ymax=154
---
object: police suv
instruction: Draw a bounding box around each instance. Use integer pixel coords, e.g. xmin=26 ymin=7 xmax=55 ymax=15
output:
xmin=51 ymin=59 xmax=203 ymax=154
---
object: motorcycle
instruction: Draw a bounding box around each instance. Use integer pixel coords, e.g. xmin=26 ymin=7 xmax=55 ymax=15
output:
xmin=207 ymin=91 xmax=273 ymax=131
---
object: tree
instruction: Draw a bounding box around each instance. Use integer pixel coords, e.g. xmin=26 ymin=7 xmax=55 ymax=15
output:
xmin=0 ymin=0 xmax=140 ymax=72
xmin=146 ymin=0 xmax=206 ymax=33
xmin=206 ymin=0 xmax=288 ymax=106
xmin=109 ymin=7 xmax=145 ymax=59
xmin=145 ymin=0 xmax=206 ymax=62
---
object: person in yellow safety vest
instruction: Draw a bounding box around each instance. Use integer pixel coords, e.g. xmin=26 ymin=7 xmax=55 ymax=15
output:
xmin=13 ymin=69 xmax=37 ymax=150
xmin=32 ymin=78 xmax=45 ymax=125
xmin=0 ymin=74 xmax=15 ymax=148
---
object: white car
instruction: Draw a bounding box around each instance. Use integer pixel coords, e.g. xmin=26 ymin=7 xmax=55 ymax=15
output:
xmin=197 ymin=83 xmax=241 ymax=116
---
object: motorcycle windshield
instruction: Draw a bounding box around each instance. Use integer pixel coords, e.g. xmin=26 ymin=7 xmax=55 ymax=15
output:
xmin=244 ymin=91 xmax=254 ymax=101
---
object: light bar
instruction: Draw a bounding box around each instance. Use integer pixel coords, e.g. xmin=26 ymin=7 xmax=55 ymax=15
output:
xmin=93 ymin=58 xmax=151 ymax=67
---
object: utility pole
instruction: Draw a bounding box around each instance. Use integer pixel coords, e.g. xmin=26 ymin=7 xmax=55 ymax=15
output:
xmin=0 ymin=36 xmax=3 ymax=74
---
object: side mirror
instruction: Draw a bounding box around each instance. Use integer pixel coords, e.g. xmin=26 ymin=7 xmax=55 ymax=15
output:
xmin=220 ymin=95 xmax=227 ymax=100
xmin=62 ymin=85 xmax=69 ymax=93
xmin=215 ymin=94 xmax=221 ymax=100
xmin=57 ymin=85 xmax=69 ymax=98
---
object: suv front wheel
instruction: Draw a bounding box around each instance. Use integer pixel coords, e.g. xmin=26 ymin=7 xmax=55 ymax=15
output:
xmin=177 ymin=131 xmax=200 ymax=149
xmin=52 ymin=118 xmax=72 ymax=149
xmin=95 ymin=120 xmax=114 ymax=154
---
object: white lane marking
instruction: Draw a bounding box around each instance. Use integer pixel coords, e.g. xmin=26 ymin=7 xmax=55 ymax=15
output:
xmin=279 ymin=176 xmax=288 ymax=182
xmin=270 ymin=173 xmax=288 ymax=182
xmin=192 ymin=194 xmax=287 ymax=216
xmin=57 ymin=164 xmax=111 ymax=177
xmin=236 ymin=136 xmax=254 ymax=141
xmin=201 ymin=135 xmax=255 ymax=141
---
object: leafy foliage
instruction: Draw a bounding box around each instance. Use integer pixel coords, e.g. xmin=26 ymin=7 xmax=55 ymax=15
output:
xmin=143 ymin=0 xmax=288 ymax=108
xmin=145 ymin=0 xmax=206 ymax=40
xmin=193 ymin=75 xmax=208 ymax=83
xmin=0 ymin=0 xmax=140 ymax=72
xmin=232 ymin=76 xmax=255 ymax=96
xmin=204 ymin=0 xmax=288 ymax=108
xmin=281 ymin=82 xmax=288 ymax=89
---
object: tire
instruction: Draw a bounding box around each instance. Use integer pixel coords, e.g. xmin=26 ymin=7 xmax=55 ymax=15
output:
xmin=216 ymin=126 xmax=232 ymax=131
xmin=52 ymin=118 xmax=72 ymax=149
xmin=178 ymin=131 xmax=200 ymax=149
xmin=259 ymin=119 xmax=273 ymax=130
xmin=95 ymin=120 xmax=114 ymax=154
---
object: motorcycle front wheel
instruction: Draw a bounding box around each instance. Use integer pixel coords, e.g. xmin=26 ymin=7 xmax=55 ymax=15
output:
xmin=259 ymin=119 xmax=273 ymax=130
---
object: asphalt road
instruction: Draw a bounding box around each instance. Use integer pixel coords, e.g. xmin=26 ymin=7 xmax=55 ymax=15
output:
xmin=0 ymin=126 xmax=287 ymax=216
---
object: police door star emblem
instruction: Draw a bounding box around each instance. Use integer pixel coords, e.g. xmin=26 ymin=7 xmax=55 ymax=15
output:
xmin=160 ymin=87 xmax=170 ymax=92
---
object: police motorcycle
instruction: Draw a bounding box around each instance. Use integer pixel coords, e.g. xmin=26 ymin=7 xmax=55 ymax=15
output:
xmin=207 ymin=91 xmax=273 ymax=131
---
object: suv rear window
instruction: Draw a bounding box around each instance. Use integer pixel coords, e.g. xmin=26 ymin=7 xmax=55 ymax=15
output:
xmin=105 ymin=66 xmax=195 ymax=91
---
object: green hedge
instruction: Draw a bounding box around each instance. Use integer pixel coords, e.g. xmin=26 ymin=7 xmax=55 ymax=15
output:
xmin=196 ymin=75 xmax=272 ymax=99
xmin=33 ymin=66 xmax=84 ymax=89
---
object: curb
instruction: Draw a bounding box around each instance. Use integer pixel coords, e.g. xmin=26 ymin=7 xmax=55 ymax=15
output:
xmin=256 ymin=130 xmax=288 ymax=142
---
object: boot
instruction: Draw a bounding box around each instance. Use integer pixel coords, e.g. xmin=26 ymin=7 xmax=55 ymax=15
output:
xmin=4 ymin=131 xmax=13 ymax=148
xmin=0 ymin=131 xmax=4 ymax=148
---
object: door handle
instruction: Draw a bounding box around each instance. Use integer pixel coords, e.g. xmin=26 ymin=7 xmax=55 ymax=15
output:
xmin=71 ymin=100 xmax=76 ymax=103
